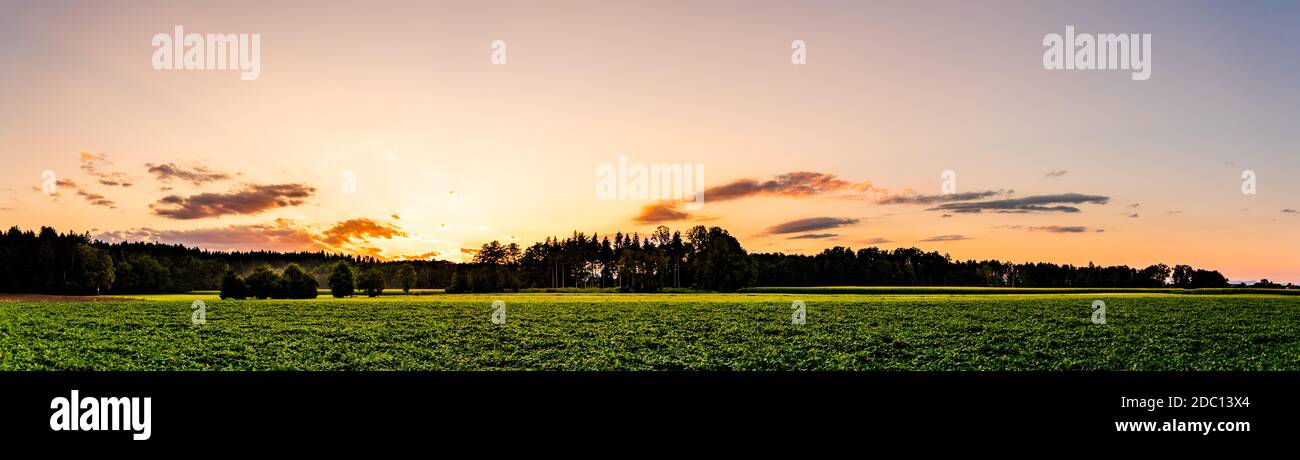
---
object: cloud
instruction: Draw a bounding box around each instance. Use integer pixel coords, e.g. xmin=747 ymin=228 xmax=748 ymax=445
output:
xmin=1126 ymin=213 xmax=1139 ymax=218
xmin=1283 ymin=209 xmax=1298 ymax=214
xmin=95 ymin=217 xmax=414 ymax=258
xmin=151 ymin=183 xmax=316 ymax=219
xmin=875 ymin=189 xmax=1012 ymax=205
xmin=79 ymin=152 xmax=133 ymax=187
xmin=145 ymin=162 xmax=232 ymax=185
xmin=787 ymin=233 xmax=837 ymax=240
xmin=320 ymin=218 xmax=408 ymax=246
xmin=402 ymin=251 xmax=442 ymax=261
xmin=633 ymin=202 xmax=693 ymax=224
xmin=707 ymin=171 xmax=877 ymax=202
xmin=31 ymin=178 xmax=79 ymax=197
xmin=1026 ymin=225 xmax=1100 ymax=233
xmin=461 ymin=248 xmax=480 ymax=256
xmin=633 ymin=171 xmax=876 ymax=223
xmin=859 ymin=237 xmax=892 ymax=245
xmin=765 ymin=217 xmax=860 ymax=234
xmin=95 ymin=219 xmax=328 ymax=253
xmin=920 ymin=235 xmax=970 ymax=242
xmin=1045 ymin=170 xmax=1068 ymax=178
xmin=76 ymin=189 xmax=116 ymax=208
xmin=928 ymin=193 xmax=1109 ymax=214
xmin=1127 ymin=203 xmax=1140 ymax=208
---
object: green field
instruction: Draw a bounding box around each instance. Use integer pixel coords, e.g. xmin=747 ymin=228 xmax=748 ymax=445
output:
xmin=1 ymin=291 xmax=1298 ymax=370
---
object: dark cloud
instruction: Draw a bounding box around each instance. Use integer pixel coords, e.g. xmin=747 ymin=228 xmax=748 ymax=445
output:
xmin=1045 ymin=170 xmax=1068 ymax=178
xmin=1027 ymin=225 xmax=1097 ymax=233
xmin=707 ymin=171 xmax=876 ymax=202
xmin=765 ymin=217 xmax=860 ymax=235
xmin=787 ymin=233 xmax=837 ymax=240
xmin=876 ymin=189 xmax=1012 ymax=205
xmin=1283 ymin=209 xmax=1298 ymax=214
xmin=633 ymin=202 xmax=693 ymax=224
xmin=145 ymin=162 xmax=232 ymax=185
xmin=928 ymin=193 xmax=1109 ymax=214
xmin=634 ymin=171 xmax=875 ymax=223
xmin=151 ymin=183 xmax=315 ymax=219
xmin=859 ymin=237 xmax=892 ymax=244
xmin=920 ymin=235 xmax=970 ymax=242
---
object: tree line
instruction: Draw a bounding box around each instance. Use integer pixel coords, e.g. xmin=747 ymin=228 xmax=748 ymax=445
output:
xmin=0 ymin=226 xmax=452 ymax=295
xmin=0 ymin=225 xmax=1283 ymax=296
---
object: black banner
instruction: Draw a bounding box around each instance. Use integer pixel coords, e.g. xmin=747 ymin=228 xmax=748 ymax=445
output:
xmin=0 ymin=372 xmax=1293 ymax=448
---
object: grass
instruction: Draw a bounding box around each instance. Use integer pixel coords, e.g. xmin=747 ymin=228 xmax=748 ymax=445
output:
xmin=1 ymin=291 xmax=1297 ymax=370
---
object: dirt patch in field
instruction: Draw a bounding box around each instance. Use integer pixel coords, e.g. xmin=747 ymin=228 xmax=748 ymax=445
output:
xmin=0 ymin=294 xmax=141 ymax=302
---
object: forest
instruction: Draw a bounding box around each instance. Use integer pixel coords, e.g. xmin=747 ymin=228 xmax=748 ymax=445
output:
xmin=0 ymin=224 xmax=1266 ymax=296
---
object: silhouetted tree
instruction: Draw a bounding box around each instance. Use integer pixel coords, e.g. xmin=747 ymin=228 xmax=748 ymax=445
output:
xmin=397 ymin=264 xmax=417 ymax=294
xmin=282 ymin=263 xmax=319 ymax=299
xmin=76 ymin=244 xmax=114 ymax=295
xmin=245 ymin=265 xmax=283 ymax=299
xmin=220 ymin=270 xmax=248 ymax=299
xmin=358 ymin=266 xmax=385 ymax=297
xmin=328 ymin=261 xmax=355 ymax=298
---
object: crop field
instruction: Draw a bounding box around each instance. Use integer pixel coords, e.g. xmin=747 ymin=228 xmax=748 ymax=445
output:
xmin=1 ymin=291 xmax=1298 ymax=370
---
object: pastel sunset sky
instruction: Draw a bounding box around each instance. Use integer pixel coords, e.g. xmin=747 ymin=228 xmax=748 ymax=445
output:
xmin=1 ymin=1 xmax=1297 ymax=282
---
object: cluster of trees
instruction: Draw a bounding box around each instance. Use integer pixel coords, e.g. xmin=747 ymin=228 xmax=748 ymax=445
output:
xmin=221 ymin=261 xmax=407 ymax=299
xmin=751 ymin=247 xmax=1230 ymax=288
xmin=219 ymin=264 xmax=318 ymax=299
xmin=1 ymin=226 xmax=455 ymax=295
xmin=0 ymin=227 xmax=115 ymax=294
xmin=0 ymin=225 xmax=1270 ymax=296
xmin=449 ymin=225 xmax=755 ymax=292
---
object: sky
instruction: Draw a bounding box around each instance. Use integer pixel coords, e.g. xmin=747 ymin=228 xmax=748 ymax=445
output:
xmin=1 ymin=0 xmax=1297 ymax=283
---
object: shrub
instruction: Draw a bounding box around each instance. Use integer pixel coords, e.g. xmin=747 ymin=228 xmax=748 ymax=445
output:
xmin=328 ymin=261 xmax=355 ymax=298
xmin=219 ymin=270 xmax=247 ymax=299
xmin=357 ymin=266 xmax=385 ymax=297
